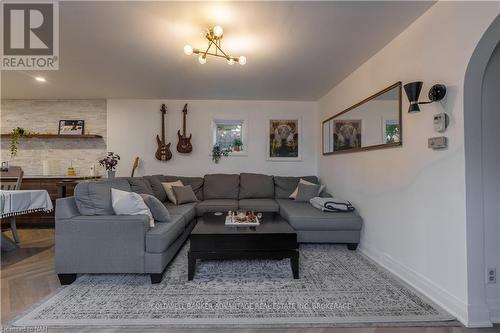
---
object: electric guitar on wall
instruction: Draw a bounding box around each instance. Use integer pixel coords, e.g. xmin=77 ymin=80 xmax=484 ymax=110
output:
xmin=176 ymin=103 xmax=193 ymax=153
xmin=155 ymin=104 xmax=172 ymax=161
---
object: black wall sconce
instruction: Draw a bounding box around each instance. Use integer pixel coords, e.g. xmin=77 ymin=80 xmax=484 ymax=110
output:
xmin=403 ymin=82 xmax=446 ymax=113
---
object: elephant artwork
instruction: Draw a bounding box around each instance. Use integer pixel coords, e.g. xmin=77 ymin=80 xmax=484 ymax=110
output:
xmin=268 ymin=119 xmax=301 ymax=160
xmin=333 ymin=120 xmax=362 ymax=151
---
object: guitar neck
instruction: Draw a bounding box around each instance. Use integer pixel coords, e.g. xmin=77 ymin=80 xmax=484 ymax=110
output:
xmin=161 ymin=112 xmax=166 ymax=143
xmin=183 ymin=112 xmax=186 ymax=135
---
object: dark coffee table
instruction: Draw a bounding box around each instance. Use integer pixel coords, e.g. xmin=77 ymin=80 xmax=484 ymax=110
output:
xmin=188 ymin=212 xmax=298 ymax=280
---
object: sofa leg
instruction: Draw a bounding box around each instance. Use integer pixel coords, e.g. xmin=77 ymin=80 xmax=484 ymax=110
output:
xmin=58 ymin=274 xmax=77 ymax=285
xmin=347 ymin=243 xmax=358 ymax=251
xmin=150 ymin=273 xmax=163 ymax=284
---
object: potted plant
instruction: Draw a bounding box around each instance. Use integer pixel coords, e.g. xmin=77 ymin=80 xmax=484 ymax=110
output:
xmin=232 ymin=138 xmax=243 ymax=152
xmin=9 ymin=127 xmax=33 ymax=157
xmin=99 ymin=152 xmax=120 ymax=178
xmin=212 ymin=145 xmax=232 ymax=164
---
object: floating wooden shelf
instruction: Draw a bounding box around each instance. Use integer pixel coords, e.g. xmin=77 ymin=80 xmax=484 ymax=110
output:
xmin=0 ymin=134 xmax=103 ymax=139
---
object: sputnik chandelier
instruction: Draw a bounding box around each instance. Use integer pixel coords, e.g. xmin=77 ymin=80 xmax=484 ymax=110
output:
xmin=184 ymin=25 xmax=246 ymax=66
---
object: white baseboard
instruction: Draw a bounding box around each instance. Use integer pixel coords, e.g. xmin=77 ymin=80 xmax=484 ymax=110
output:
xmin=489 ymin=301 xmax=500 ymax=324
xmin=358 ymin=242 xmax=491 ymax=327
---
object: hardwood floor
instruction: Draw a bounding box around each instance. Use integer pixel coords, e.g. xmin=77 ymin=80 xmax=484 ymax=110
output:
xmin=1 ymin=229 xmax=499 ymax=333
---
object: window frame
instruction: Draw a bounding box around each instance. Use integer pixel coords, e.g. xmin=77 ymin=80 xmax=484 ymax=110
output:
xmin=211 ymin=117 xmax=248 ymax=157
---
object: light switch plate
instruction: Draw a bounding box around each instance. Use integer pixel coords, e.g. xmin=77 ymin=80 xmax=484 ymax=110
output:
xmin=428 ymin=136 xmax=448 ymax=150
xmin=434 ymin=113 xmax=449 ymax=133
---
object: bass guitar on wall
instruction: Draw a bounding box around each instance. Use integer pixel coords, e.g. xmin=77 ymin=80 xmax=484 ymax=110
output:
xmin=176 ymin=103 xmax=193 ymax=153
xmin=155 ymin=104 xmax=173 ymax=161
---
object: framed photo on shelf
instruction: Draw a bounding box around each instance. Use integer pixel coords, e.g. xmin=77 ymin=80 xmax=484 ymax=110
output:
xmin=58 ymin=120 xmax=84 ymax=135
xmin=266 ymin=118 xmax=302 ymax=161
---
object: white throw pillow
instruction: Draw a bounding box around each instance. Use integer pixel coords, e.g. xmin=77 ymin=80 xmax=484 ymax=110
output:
xmin=111 ymin=188 xmax=154 ymax=227
xmin=161 ymin=180 xmax=184 ymax=204
xmin=289 ymin=179 xmax=325 ymax=199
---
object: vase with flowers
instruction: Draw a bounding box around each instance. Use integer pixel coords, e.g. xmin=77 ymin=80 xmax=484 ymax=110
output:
xmin=99 ymin=152 xmax=120 ymax=178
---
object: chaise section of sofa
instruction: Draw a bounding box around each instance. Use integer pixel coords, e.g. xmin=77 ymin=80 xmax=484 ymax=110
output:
xmin=277 ymin=199 xmax=362 ymax=247
xmin=273 ymin=175 xmax=362 ymax=249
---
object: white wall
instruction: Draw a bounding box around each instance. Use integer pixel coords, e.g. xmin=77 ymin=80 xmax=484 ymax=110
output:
xmin=108 ymin=99 xmax=318 ymax=177
xmin=317 ymin=2 xmax=499 ymax=326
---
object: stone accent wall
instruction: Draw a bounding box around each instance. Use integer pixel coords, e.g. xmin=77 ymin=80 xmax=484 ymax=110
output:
xmin=1 ymin=100 xmax=106 ymax=176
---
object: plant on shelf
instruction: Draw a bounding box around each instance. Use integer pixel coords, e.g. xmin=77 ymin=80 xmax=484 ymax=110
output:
xmin=232 ymin=138 xmax=243 ymax=152
xmin=10 ymin=127 xmax=34 ymax=157
xmin=98 ymin=152 xmax=120 ymax=178
xmin=212 ymin=144 xmax=232 ymax=164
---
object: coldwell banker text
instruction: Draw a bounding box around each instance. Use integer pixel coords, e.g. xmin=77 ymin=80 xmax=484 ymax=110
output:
xmin=1 ymin=2 xmax=59 ymax=70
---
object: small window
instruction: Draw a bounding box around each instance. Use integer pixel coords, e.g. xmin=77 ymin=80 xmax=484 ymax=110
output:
xmin=212 ymin=118 xmax=247 ymax=155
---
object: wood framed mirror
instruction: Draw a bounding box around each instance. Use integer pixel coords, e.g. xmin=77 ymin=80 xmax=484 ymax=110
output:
xmin=322 ymin=81 xmax=402 ymax=155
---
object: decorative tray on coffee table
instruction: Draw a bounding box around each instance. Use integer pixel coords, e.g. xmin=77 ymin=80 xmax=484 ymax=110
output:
xmin=224 ymin=211 xmax=260 ymax=227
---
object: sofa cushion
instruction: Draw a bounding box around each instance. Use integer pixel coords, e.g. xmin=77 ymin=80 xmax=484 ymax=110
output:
xmin=295 ymin=183 xmax=321 ymax=202
xmin=74 ymin=179 xmax=131 ymax=215
xmin=274 ymin=176 xmax=319 ymax=199
xmin=143 ymin=175 xmax=167 ymax=202
xmin=163 ymin=202 xmax=196 ymax=225
xmin=196 ymin=199 xmax=238 ymax=216
xmin=238 ymin=199 xmax=279 ymax=212
xmin=126 ymin=177 xmax=154 ymax=195
xmin=290 ymin=179 xmax=324 ymax=199
xmin=203 ymin=174 xmax=239 ymax=199
xmin=239 ymin=173 xmax=274 ymax=199
xmin=277 ymin=199 xmax=362 ymax=231
xmin=139 ymin=194 xmax=171 ymax=222
xmin=161 ymin=180 xmax=184 ymax=204
xmin=111 ymin=188 xmax=154 ymax=227
xmin=163 ymin=176 xmax=204 ymax=201
xmin=172 ymin=185 xmax=199 ymax=205
xmin=145 ymin=215 xmax=185 ymax=253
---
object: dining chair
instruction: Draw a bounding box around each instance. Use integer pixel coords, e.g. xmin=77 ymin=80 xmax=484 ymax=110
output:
xmin=1 ymin=166 xmax=24 ymax=243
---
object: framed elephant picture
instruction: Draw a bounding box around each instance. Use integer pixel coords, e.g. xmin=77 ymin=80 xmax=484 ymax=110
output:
xmin=266 ymin=118 xmax=302 ymax=161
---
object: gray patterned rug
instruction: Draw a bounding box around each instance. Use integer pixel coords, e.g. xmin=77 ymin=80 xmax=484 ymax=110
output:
xmin=12 ymin=243 xmax=455 ymax=328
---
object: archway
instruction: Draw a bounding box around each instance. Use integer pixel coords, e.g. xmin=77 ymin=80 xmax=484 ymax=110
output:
xmin=464 ymin=14 xmax=500 ymax=327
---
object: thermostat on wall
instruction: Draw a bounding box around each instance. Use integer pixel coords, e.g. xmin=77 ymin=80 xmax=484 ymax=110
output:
xmin=428 ymin=136 xmax=448 ymax=150
xmin=433 ymin=113 xmax=449 ymax=133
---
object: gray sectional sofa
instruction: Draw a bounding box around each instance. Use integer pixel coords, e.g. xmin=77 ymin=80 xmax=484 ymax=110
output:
xmin=55 ymin=173 xmax=362 ymax=285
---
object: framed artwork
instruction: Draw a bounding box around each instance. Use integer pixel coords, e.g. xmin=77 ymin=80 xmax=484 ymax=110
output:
xmin=333 ymin=119 xmax=362 ymax=151
xmin=266 ymin=118 xmax=301 ymax=161
xmin=58 ymin=120 xmax=84 ymax=135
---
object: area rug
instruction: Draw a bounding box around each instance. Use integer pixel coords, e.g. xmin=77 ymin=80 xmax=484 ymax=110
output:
xmin=12 ymin=243 xmax=455 ymax=328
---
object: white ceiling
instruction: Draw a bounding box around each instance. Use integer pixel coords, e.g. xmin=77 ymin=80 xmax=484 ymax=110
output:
xmin=1 ymin=1 xmax=434 ymax=101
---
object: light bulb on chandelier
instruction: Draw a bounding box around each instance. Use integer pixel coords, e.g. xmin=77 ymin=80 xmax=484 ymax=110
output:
xmin=183 ymin=45 xmax=193 ymax=55
xmin=184 ymin=25 xmax=246 ymax=67
xmin=213 ymin=25 xmax=224 ymax=38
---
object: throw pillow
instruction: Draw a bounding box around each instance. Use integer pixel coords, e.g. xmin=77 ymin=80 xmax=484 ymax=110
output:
xmin=289 ymin=179 xmax=324 ymax=199
xmin=111 ymin=188 xmax=154 ymax=227
xmin=172 ymin=185 xmax=199 ymax=205
xmin=295 ymin=183 xmax=322 ymax=202
xmin=139 ymin=194 xmax=171 ymax=222
xmin=161 ymin=180 xmax=184 ymax=204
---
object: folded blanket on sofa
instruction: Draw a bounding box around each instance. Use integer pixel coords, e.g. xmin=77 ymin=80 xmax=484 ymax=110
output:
xmin=310 ymin=197 xmax=355 ymax=212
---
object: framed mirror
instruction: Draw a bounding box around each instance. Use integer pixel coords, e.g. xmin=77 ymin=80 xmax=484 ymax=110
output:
xmin=322 ymin=81 xmax=402 ymax=155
